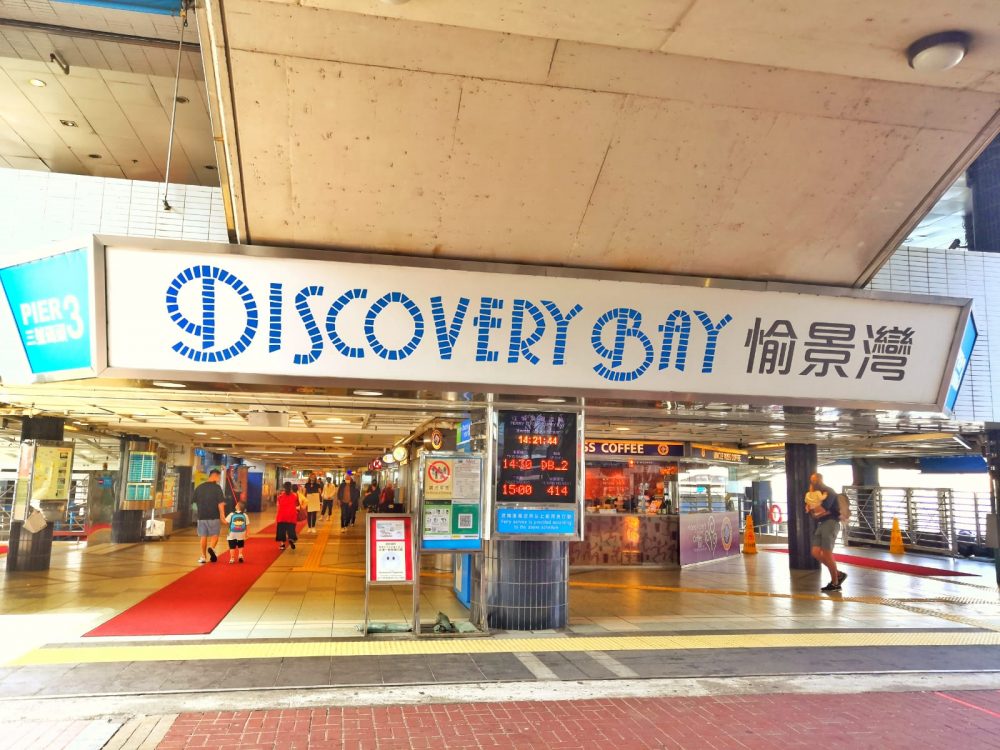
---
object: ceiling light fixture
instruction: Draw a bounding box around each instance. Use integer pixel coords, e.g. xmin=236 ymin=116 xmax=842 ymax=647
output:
xmin=28 ymin=78 xmax=46 ymax=87
xmin=194 ymin=431 xmax=208 ymax=436
xmin=906 ymin=31 xmax=971 ymax=71
xmin=151 ymin=381 xmax=186 ymax=388
xmin=59 ymin=119 xmax=78 ymax=128
xmin=87 ymin=153 xmax=102 ymax=160
xmin=538 ymin=397 xmax=567 ymax=404
xmin=353 ymin=390 xmax=383 ymax=397
xmin=175 ymin=95 xmax=189 ymax=104
xmin=614 ymin=426 xmax=631 ymax=432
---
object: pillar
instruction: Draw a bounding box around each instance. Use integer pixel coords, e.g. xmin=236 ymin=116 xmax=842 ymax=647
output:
xmin=6 ymin=417 xmax=64 ymax=572
xmin=985 ymin=425 xmax=1000 ymax=586
xmin=968 ymin=136 xmax=1000 ymax=253
xmin=785 ymin=443 xmax=820 ymax=570
xmin=174 ymin=466 xmax=194 ymax=529
xmin=472 ymin=540 xmax=568 ymax=630
xmin=112 ymin=435 xmax=146 ymax=543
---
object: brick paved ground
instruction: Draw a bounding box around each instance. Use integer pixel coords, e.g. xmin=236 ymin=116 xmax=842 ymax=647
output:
xmin=158 ymin=690 xmax=1000 ymax=750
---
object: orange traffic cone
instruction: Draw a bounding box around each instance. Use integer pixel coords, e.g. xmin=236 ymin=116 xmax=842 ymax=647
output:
xmin=889 ymin=516 xmax=906 ymax=555
xmin=743 ymin=514 xmax=758 ymax=554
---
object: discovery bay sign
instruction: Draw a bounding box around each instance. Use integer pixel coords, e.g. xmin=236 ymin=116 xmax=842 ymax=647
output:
xmin=0 ymin=237 xmax=976 ymax=411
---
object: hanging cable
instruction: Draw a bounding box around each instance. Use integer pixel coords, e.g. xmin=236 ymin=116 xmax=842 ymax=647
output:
xmin=162 ymin=1 xmax=191 ymax=212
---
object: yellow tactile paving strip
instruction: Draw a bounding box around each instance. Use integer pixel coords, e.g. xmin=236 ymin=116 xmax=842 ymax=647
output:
xmin=12 ymin=631 xmax=1000 ymax=667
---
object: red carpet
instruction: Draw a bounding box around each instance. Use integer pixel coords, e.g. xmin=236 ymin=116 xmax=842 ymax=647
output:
xmin=0 ymin=546 xmax=7 ymax=555
xmin=766 ymin=549 xmax=977 ymax=577
xmin=84 ymin=536 xmax=286 ymax=637
xmin=255 ymin=520 xmax=305 ymax=536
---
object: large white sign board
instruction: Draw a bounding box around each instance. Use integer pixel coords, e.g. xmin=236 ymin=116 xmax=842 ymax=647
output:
xmin=5 ymin=237 xmax=975 ymax=410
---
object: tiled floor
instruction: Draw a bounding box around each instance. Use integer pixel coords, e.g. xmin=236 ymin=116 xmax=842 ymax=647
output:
xmin=3 ymin=514 xmax=997 ymax=648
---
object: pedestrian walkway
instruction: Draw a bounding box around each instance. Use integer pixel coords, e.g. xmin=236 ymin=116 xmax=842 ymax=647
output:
xmin=6 ymin=686 xmax=1000 ymax=749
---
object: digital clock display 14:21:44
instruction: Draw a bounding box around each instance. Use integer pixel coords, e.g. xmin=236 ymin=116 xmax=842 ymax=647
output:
xmin=496 ymin=410 xmax=577 ymax=504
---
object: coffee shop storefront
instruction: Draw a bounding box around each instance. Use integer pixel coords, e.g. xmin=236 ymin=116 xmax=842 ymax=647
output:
xmin=570 ymin=439 xmax=747 ymax=567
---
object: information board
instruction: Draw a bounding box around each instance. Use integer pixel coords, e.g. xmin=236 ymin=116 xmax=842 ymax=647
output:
xmin=367 ymin=515 xmax=414 ymax=584
xmin=492 ymin=410 xmax=582 ymax=539
xmin=31 ymin=444 xmax=74 ymax=501
xmin=420 ymin=453 xmax=483 ymax=551
xmin=496 ymin=411 xmax=577 ymax=503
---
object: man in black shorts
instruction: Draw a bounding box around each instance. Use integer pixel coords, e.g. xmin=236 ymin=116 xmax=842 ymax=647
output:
xmin=808 ymin=472 xmax=847 ymax=592
xmin=193 ymin=469 xmax=227 ymax=564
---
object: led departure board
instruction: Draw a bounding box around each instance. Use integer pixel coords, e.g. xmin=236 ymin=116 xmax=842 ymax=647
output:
xmin=496 ymin=411 xmax=578 ymax=504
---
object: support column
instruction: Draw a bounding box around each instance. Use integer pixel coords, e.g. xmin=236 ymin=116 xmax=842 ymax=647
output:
xmin=785 ymin=443 xmax=819 ymax=570
xmin=472 ymin=540 xmax=568 ymax=630
xmin=985 ymin=425 xmax=1000 ymax=586
xmin=850 ymin=458 xmax=879 ymax=548
xmin=6 ymin=417 xmax=64 ymax=572
xmin=112 ymin=435 xmax=146 ymax=543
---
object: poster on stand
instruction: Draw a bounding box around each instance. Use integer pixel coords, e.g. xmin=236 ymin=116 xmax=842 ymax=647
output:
xmin=367 ymin=514 xmax=414 ymax=584
xmin=420 ymin=453 xmax=483 ymax=551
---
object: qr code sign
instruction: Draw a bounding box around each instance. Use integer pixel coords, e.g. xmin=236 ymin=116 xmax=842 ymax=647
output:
xmin=457 ymin=513 xmax=473 ymax=530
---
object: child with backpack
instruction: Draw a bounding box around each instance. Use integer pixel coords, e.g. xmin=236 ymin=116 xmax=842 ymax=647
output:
xmin=225 ymin=501 xmax=249 ymax=564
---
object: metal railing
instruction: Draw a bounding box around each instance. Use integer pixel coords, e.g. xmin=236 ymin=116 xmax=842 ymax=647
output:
xmin=0 ymin=481 xmax=12 ymax=544
xmin=844 ymin=485 xmax=993 ymax=556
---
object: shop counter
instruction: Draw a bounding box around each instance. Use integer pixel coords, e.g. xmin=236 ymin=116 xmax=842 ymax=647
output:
xmin=570 ymin=513 xmax=679 ymax=566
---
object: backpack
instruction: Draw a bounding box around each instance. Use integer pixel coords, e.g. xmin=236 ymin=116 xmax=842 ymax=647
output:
xmin=836 ymin=494 xmax=851 ymax=524
xmin=229 ymin=512 xmax=248 ymax=534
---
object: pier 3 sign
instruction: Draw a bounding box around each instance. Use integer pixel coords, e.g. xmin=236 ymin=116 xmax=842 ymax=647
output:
xmin=1 ymin=238 xmax=975 ymax=411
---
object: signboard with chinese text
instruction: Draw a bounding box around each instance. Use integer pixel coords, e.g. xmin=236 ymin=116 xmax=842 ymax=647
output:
xmin=419 ymin=453 xmax=483 ymax=551
xmin=678 ymin=512 xmax=741 ymax=566
xmin=0 ymin=246 xmax=102 ymax=382
xmin=367 ymin=515 xmax=414 ymax=584
xmin=0 ymin=237 xmax=976 ymax=411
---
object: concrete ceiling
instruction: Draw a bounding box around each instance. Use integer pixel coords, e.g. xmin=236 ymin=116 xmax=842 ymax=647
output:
xmin=0 ymin=0 xmax=215 ymax=184
xmin=200 ymin=0 xmax=1000 ymax=286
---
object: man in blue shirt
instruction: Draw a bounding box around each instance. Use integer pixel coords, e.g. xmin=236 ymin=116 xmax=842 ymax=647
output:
xmin=808 ymin=472 xmax=847 ymax=592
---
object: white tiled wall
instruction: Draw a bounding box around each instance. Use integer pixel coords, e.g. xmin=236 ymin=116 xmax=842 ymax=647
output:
xmin=870 ymin=246 xmax=998 ymax=422
xmin=0 ymin=168 xmax=229 ymax=258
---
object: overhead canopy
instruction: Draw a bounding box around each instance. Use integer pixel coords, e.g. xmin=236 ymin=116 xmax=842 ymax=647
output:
xmin=199 ymin=0 xmax=1000 ymax=286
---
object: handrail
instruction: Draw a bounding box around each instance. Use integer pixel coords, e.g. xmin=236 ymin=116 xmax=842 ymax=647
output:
xmin=843 ymin=485 xmax=990 ymax=556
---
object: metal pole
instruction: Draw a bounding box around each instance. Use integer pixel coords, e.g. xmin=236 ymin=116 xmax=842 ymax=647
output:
xmin=162 ymin=4 xmax=189 ymax=212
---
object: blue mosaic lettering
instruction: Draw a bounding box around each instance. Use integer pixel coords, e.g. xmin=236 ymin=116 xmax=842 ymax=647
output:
xmin=658 ymin=309 xmax=691 ymax=371
xmin=326 ymin=288 xmax=367 ymax=359
xmin=591 ymin=307 xmax=653 ymax=382
xmin=364 ymin=291 xmax=425 ymax=361
xmin=430 ymin=296 xmax=469 ymax=360
xmin=473 ymin=297 xmax=503 ymax=363
xmin=540 ymin=301 xmax=582 ymax=366
xmin=694 ymin=310 xmax=733 ymax=374
xmin=507 ymin=299 xmax=546 ymax=365
xmin=293 ymin=285 xmax=324 ymax=365
xmin=165 ymin=265 xmax=258 ymax=362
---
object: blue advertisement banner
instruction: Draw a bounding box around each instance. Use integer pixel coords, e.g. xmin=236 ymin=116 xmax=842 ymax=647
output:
xmin=944 ymin=313 xmax=977 ymax=412
xmin=0 ymin=248 xmax=92 ymax=375
xmin=496 ymin=507 xmax=576 ymax=536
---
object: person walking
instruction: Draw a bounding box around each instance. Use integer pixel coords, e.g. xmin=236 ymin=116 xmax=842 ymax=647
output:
xmin=225 ymin=501 xmax=249 ymax=563
xmin=275 ymin=482 xmax=299 ymax=551
xmin=193 ymin=468 xmax=226 ymax=564
xmin=362 ymin=482 xmax=378 ymax=512
xmin=320 ymin=478 xmax=336 ymax=521
xmin=807 ymin=472 xmax=847 ymax=592
xmin=337 ymin=474 xmax=359 ymax=532
xmin=378 ymin=481 xmax=396 ymax=512
xmin=303 ymin=473 xmax=322 ymax=533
